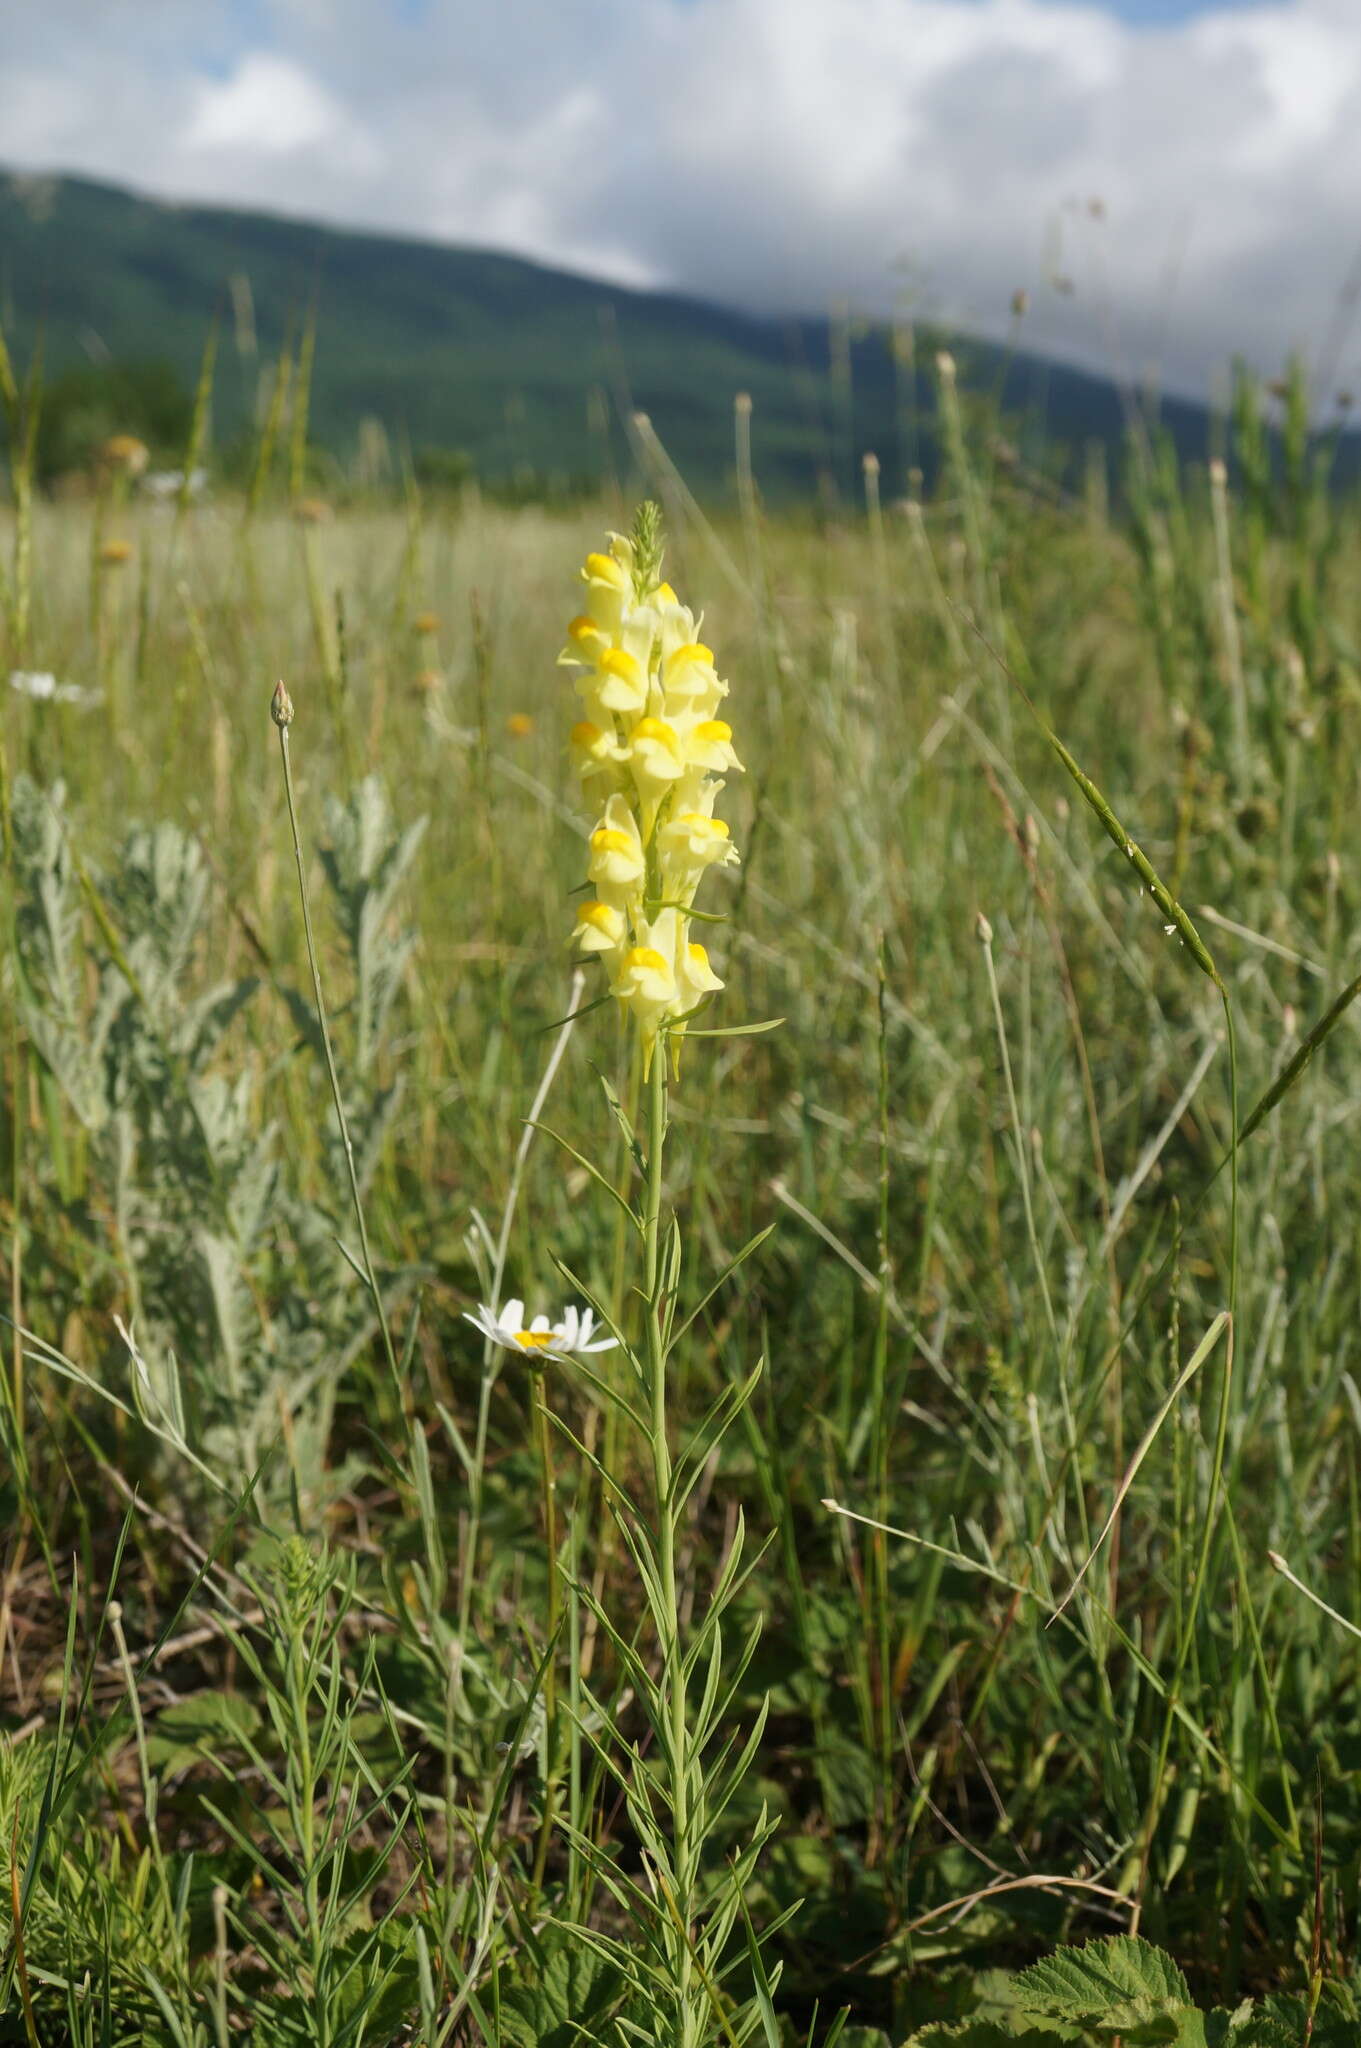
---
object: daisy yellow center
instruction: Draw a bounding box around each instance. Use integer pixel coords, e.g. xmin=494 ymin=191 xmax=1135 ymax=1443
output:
xmin=514 ymin=1330 xmax=556 ymax=1349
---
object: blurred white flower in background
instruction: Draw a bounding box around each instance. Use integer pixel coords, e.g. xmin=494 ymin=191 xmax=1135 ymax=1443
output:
xmin=9 ymin=671 xmax=103 ymax=707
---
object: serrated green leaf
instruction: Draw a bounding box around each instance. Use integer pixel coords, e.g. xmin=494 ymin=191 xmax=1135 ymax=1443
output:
xmin=1203 ymin=2010 xmax=1297 ymax=2048
xmin=905 ymin=2023 xmax=1074 ymax=2046
xmin=499 ymin=1923 xmax=632 ymax=2048
xmin=1015 ymin=1937 xmax=1191 ymax=2030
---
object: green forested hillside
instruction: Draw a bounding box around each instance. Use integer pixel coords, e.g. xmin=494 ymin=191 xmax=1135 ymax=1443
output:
xmin=0 ymin=167 xmax=1217 ymax=496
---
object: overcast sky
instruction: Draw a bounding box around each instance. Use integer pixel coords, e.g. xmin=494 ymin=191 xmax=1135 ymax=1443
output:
xmin=3 ymin=0 xmax=1361 ymax=399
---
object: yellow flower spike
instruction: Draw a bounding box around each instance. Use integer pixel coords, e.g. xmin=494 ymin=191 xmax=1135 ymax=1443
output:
xmin=565 ymin=514 xmax=738 ymax=1051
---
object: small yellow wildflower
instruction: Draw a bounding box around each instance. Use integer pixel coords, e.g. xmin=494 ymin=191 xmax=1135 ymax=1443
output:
xmin=100 ymin=434 xmax=149 ymax=476
xmin=99 ymin=538 xmax=134 ymax=567
xmin=507 ymin=712 xmax=535 ymax=739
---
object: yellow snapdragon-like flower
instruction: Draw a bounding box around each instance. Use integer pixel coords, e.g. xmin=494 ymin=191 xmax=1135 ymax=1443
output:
xmin=563 ymin=513 xmax=741 ymax=1068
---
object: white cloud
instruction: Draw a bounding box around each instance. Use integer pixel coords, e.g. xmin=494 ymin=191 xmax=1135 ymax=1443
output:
xmin=183 ymin=53 xmax=364 ymax=158
xmin=3 ymin=0 xmax=1361 ymax=398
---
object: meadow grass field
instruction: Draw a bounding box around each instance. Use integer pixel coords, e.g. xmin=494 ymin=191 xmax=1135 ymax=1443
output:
xmin=3 ymin=355 xmax=1361 ymax=2044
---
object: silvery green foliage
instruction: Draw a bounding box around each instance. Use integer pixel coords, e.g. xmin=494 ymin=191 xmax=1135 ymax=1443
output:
xmin=8 ymin=773 xmax=426 ymax=1513
xmin=279 ymin=776 xmax=426 ymax=1206
xmin=320 ymin=775 xmax=426 ymax=1079
xmin=10 ymin=777 xmax=113 ymax=1132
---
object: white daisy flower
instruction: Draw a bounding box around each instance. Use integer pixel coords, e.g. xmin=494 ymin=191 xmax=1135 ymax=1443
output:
xmin=464 ymin=1297 xmax=616 ymax=1360
xmin=550 ymin=1303 xmax=615 ymax=1355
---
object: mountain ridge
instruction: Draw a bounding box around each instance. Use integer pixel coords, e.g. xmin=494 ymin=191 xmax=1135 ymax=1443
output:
xmin=0 ymin=165 xmax=1218 ymax=498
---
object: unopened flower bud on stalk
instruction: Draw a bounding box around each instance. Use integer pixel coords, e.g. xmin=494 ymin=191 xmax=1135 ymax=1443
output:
xmin=271 ymin=679 xmax=295 ymax=728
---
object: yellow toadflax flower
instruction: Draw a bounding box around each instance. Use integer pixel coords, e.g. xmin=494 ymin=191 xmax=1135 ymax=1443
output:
xmin=561 ymin=506 xmax=741 ymax=1068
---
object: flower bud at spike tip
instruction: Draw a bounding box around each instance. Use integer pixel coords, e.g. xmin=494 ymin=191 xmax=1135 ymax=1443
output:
xmin=975 ymin=910 xmax=994 ymax=945
xmin=271 ymin=679 xmax=295 ymax=728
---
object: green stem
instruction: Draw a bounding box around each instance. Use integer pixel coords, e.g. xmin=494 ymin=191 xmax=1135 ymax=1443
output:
xmin=530 ymin=1386 xmax=561 ymax=1899
xmin=869 ymin=939 xmax=893 ymax=1864
xmin=643 ymin=1043 xmax=697 ymax=2040
xmin=275 ymin=709 xmax=401 ymax=1394
xmin=288 ymin=1613 xmax=328 ymax=2046
xmin=1133 ymin=992 xmax=1240 ymax=1925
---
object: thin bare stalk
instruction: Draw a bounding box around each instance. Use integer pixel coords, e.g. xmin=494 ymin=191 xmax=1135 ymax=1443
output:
xmin=271 ymin=681 xmax=401 ymax=1391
